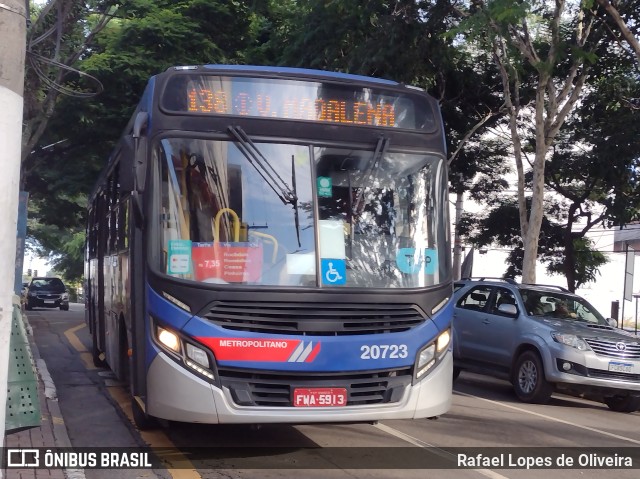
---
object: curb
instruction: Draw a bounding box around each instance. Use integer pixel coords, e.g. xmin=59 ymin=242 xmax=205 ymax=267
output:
xmin=26 ymin=320 xmax=87 ymax=479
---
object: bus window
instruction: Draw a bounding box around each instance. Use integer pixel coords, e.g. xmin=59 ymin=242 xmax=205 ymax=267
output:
xmin=156 ymin=138 xmax=315 ymax=286
xmin=314 ymin=146 xmax=447 ymax=288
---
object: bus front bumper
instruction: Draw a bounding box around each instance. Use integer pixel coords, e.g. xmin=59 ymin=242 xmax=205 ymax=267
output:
xmin=146 ymin=351 xmax=453 ymax=424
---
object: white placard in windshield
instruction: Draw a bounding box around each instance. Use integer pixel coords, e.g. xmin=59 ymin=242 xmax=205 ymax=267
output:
xmin=319 ymin=220 xmax=346 ymax=259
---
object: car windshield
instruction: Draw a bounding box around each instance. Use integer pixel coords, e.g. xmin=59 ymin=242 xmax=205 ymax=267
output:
xmin=520 ymin=289 xmax=607 ymax=325
xmin=30 ymin=278 xmax=65 ymax=292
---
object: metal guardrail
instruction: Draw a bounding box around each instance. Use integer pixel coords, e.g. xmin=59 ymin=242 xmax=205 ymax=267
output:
xmin=5 ymin=298 xmax=41 ymax=432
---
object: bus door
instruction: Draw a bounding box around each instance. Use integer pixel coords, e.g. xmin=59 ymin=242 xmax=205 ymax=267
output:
xmin=94 ymin=191 xmax=107 ymax=357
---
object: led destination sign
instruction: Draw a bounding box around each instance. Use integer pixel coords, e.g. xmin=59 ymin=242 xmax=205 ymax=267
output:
xmin=162 ymin=75 xmax=435 ymax=131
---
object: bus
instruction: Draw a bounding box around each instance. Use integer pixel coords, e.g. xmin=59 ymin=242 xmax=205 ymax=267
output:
xmin=85 ymin=65 xmax=453 ymax=429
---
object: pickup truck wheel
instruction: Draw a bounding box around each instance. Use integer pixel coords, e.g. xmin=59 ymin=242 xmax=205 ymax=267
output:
xmin=604 ymin=395 xmax=640 ymax=413
xmin=512 ymin=350 xmax=552 ymax=404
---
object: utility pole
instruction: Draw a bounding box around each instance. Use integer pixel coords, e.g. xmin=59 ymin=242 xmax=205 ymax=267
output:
xmin=0 ymin=0 xmax=27 ymax=445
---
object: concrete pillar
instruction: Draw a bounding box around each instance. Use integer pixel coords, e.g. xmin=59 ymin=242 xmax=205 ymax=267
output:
xmin=0 ymin=0 xmax=28 ymax=446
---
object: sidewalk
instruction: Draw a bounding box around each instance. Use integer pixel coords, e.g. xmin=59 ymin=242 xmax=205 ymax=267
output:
xmin=4 ymin=312 xmax=84 ymax=479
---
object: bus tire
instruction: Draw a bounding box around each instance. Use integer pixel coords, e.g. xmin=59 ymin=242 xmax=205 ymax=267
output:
xmin=131 ymin=397 xmax=158 ymax=430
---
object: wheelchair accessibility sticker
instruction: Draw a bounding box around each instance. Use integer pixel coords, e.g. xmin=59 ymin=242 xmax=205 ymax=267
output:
xmin=396 ymin=248 xmax=438 ymax=274
xmin=321 ymin=258 xmax=346 ymax=285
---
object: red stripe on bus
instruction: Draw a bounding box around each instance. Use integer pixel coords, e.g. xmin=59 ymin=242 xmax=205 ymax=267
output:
xmin=196 ymin=337 xmax=301 ymax=362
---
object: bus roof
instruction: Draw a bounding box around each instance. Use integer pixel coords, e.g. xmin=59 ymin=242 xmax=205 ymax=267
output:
xmin=167 ymin=64 xmax=414 ymax=88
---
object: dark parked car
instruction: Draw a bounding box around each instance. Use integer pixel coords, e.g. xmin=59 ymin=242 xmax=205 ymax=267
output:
xmin=453 ymin=278 xmax=640 ymax=412
xmin=24 ymin=277 xmax=69 ymax=311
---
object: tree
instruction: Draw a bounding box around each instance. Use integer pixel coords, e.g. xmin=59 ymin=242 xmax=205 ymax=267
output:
xmin=22 ymin=0 xmax=119 ymax=171
xmin=545 ymin=64 xmax=640 ymax=291
xmin=267 ymin=0 xmax=508 ymax=277
xmin=23 ymin=0 xmax=259 ymax=279
xmin=596 ymin=0 xmax=640 ymax=65
xmin=456 ymin=1 xmax=636 ymax=284
xmin=460 ymin=65 xmax=640 ymax=292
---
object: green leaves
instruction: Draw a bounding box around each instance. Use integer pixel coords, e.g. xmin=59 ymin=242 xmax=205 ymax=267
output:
xmin=24 ymin=0 xmax=257 ymax=279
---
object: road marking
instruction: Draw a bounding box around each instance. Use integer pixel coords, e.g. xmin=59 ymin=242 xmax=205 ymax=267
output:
xmin=65 ymin=323 xmax=88 ymax=352
xmin=374 ymin=423 xmax=509 ymax=479
xmin=107 ymin=386 xmax=201 ymax=479
xmin=64 ymin=324 xmax=96 ymax=370
xmin=64 ymin=323 xmax=202 ymax=479
xmin=457 ymin=391 xmax=640 ymax=445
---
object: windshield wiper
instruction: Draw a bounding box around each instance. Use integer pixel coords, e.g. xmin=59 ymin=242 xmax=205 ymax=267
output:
xmin=228 ymin=126 xmax=297 ymax=205
xmin=228 ymin=125 xmax=301 ymax=247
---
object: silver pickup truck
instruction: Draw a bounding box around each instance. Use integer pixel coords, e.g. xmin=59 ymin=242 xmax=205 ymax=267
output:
xmin=452 ymin=278 xmax=640 ymax=412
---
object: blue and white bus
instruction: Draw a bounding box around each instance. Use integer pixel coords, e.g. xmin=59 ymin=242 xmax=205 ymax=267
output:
xmin=85 ymin=65 xmax=453 ymax=429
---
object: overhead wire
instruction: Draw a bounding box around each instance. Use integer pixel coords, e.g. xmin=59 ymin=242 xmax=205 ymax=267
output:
xmin=26 ymin=0 xmax=104 ymax=99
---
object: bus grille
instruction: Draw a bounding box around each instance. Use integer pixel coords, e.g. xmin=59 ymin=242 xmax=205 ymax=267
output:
xmin=584 ymin=339 xmax=640 ymax=360
xmin=217 ymin=367 xmax=412 ymax=407
xmin=203 ymin=301 xmax=426 ymax=335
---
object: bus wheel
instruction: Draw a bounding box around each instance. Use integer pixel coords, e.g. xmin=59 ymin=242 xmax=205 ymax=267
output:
xmin=131 ymin=397 xmax=158 ymax=430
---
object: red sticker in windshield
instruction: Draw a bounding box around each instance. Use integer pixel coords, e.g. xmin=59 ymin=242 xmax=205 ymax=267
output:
xmin=192 ymin=242 xmax=263 ymax=282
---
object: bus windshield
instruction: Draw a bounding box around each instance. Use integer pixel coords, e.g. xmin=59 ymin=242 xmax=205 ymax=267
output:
xmin=154 ymin=137 xmax=449 ymax=288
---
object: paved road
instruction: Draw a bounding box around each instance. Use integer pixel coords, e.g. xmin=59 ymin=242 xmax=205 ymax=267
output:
xmin=25 ymin=304 xmax=640 ymax=479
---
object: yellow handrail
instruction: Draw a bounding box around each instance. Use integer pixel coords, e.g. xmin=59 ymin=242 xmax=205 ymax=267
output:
xmin=214 ymin=208 xmax=240 ymax=242
xmin=250 ymin=231 xmax=278 ymax=263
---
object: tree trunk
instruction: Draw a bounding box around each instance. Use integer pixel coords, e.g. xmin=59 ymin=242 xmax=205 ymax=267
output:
xmin=597 ymin=0 xmax=640 ymax=66
xmin=521 ymin=76 xmax=550 ymax=284
xmin=452 ymin=189 xmax=464 ymax=280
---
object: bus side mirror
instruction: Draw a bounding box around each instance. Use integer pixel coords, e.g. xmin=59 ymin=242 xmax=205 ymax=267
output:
xmin=119 ymin=136 xmax=135 ymax=193
xmin=131 ymin=190 xmax=144 ymax=227
xmin=132 ymin=111 xmax=149 ymax=193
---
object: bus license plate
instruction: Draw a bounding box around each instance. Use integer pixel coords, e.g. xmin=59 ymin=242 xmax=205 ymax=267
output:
xmin=609 ymin=361 xmax=634 ymax=373
xmin=293 ymin=388 xmax=347 ymax=407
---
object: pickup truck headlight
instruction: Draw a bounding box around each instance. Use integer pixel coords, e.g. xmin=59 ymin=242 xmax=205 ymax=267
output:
xmin=551 ymin=332 xmax=590 ymax=351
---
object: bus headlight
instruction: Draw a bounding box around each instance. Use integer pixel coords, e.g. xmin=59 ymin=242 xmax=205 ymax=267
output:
xmin=185 ymin=343 xmax=215 ymax=380
xmin=157 ymin=327 xmax=180 ymax=353
xmin=153 ymin=321 xmax=215 ymax=381
xmin=186 ymin=343 xmax=209 ymax=368
xmin=415 ymin=329 xmax=451 ymax=380
xmin=416 ymin=344 xmax=436 ymax=379
xmin=436 ymin=329 xmax=451 ymax=353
